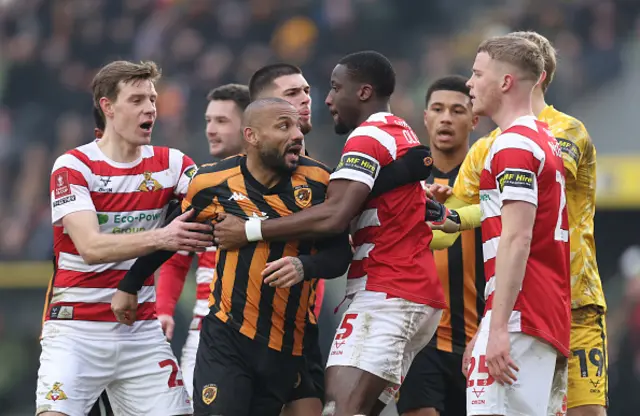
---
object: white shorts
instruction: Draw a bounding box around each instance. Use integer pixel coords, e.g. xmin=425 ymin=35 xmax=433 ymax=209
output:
xmin=466 ymin=323 xmax=568 ymax=416
xmin=326 ymin=290 xmax=442 ymax=404
xmin=180 ymin=326 xmax=201 ymax=399
xmin=36 ymin=333 xmax=192 ymax=416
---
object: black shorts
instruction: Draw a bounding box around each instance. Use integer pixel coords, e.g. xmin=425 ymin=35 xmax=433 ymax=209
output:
xmin=287 ymin=335 xmax=325 ymax=403
xmin=88 ymin=391 xmax=113 ymax=416
xmin=396 ymin=346 xmax=466 ymax=416
xmin=193 ymin=314 xmax=304 ymax=416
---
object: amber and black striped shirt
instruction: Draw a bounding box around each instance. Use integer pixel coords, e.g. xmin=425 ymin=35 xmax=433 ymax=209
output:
xmin=181 ymin=155 xmax=335 ymax=356
xmin=427 ymin=165 xmax=485 ymax=355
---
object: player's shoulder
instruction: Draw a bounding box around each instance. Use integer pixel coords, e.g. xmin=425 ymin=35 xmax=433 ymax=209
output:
xmin=297 ymin=155 xmax=332 ymax=174
xmin=52 ymin=141 xmax=99 ymax=173
xmin=186 ymin=155 xmax=244 ymax=193
xmin=358 ymin=112 xmax=410 ymax=134
xmin=494 ymin=117 xmax=549 ymax=157
xmin=296 ymin=155 xmax=331 ymax=185
xmin=471 ymin=130 xmax=500 ymax=154
xmin=347 ymin=112 xmax=408 ymax=154
xmin=196 ymin=154 xmax=245 ymax=177
xmin=543 ymin=106 xmax=586 ymax=133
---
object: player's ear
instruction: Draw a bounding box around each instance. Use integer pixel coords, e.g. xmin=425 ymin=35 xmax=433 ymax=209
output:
xmin=501 ymin=74 xmax=514 ymax=92
xmin=537 ymin=70 xmax=547 ymax=89
xmin=100 ymin=97 xmax=114 ymax=120
xmin=358 ymin=84 xmax=373 ymax=101
xmin=243 ymin=126 xmax=258 ymax=147
xmin=471 ymin=115 xmax=479 ymax=130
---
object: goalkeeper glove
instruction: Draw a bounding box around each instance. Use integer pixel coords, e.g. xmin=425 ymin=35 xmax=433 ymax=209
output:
xmin=425 ymin=198 xmax=461 ymax=233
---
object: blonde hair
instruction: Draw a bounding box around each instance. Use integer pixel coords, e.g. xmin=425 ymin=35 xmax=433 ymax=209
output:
xmin=477 ymin=35 xmax=544 ymax=84
xmin=91 ymin=60 xmax=162 ymax=120
xmin=510 ymin=31 xmax=557 ymax=92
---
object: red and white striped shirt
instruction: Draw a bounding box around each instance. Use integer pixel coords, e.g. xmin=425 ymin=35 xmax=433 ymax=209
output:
xmin=330 ymin=112 xmax=445 ymax=308
xmin=45 ymin=141 xmax=195 ymax=338
xmin=479 ymin=116 xmax=571 ymax=356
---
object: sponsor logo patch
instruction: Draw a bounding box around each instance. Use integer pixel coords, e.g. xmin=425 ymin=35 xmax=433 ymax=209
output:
xmin=497 ymin=169 xmax=534 ymax=192
xmin=54 ymin=171 xmax=71 ymax=198
xmin=53 ymin=195 xmax=76 ymax=207
xmin=335 ymin=153 xmax=379 ymax=178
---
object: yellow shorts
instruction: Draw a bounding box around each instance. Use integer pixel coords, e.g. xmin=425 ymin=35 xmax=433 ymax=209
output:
xmin=568 ymin=305 xmax=608 ymax=409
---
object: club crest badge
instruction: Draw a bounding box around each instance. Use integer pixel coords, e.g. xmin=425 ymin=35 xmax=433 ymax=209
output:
xmin=294 ymin=185 xmax=312 ymax=208
xmin=202 ymin=384 xmax=218 ymax=405
xmin=138 ymin=171 xmax=163 ymax=192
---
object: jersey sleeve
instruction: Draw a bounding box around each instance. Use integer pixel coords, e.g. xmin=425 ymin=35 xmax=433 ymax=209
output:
xmin=453 ymin=135 xmax=494 ymax=204
xmin=555 ymin=122 xmax=590 ymax=180
xmin=180 ymin=168 xmax=225 ymax=223
xmin=490 ymin=133 xmax=545 ymax=207
xmin=330 ymin=125 xmax=397 ymax=190
xmin=50 ymin=153 xmax=96 ymax=226
xmin=169 ymin=148 xmax=197 ymax=198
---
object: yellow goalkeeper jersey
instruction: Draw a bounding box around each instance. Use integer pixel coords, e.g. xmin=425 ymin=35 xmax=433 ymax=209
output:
xmin=452 ymin=105 xmax=605 ymax=311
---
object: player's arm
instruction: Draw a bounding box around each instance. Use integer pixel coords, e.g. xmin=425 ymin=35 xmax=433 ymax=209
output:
xmin=262 ymin=229 xmax=352 ymax=288
xmin=259 ymin=179 xmax=369 ymax=240
xmin=490 ymin=200 xmax=535 ymax=329
xmin=258 ymin=133 xmax=394 ymax=241
xmin=488 ymin=135 xmax=540 ymax=332
xmin=51 ymin=156 xmax=211 ymax=265
xmin=555 ymin=122 xmax=589 ymax=181
xmin=369 ymin=145 xmax=433 ymax=198
xmin=298 ymin=229 xmax=352 ymax=279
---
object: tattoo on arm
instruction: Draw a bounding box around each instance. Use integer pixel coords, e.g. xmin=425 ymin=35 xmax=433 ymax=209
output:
xmin=291 ymin=257 xmax=304 ymax=280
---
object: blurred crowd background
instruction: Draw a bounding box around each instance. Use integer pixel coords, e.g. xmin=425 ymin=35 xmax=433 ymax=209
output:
xmin=1 ymin=0 xmax=640 ymax=414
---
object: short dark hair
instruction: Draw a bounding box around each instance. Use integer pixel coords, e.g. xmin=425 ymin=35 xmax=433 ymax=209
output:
xmin=249 ymin=63 xmax=302 ymax=101
xmin=206 ymin=83 xmax=251 ymax=111
xmin=338 ymin=51 xmax=395 ymax=98
xmin=93 ymin=106 xmax=105 ymax=131
xmin=425 ymin=75 xmax=471 ymax=106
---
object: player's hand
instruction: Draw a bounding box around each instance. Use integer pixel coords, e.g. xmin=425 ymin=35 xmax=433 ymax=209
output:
xmin=158 ymin=314 xmax=175 ymax=341
xmin=348 ymin=235 xmax=355 ymax=254
xmin=485 ymin=329 xmax=519 ymax=385
xmin=262 ymin=257 xmax=305 ymax=288
xmin=427 ymin=183 xmax=452 ymax=203
xmin=158 ymin=209 xmax=214 ymax=252
xmin=426 ymin=199 xmax=461 ymax=233
xmin=111 ymin=290 xmax=139 ymax=326
xmin=462 ymin=333 xmax=478 ymax=378
xmin=212 ymin=213 xmax=248 ymax=250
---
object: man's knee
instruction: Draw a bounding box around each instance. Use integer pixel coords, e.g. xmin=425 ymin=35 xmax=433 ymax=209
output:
xmin=567 ymin=405 xmax=607 ymax=416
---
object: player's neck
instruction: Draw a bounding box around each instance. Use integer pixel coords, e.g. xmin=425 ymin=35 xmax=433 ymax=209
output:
xmin=97 ymin=131 xmax=142 ymax=163
xmin=358 ymin=103 xmax=391 ymax=125
xmin=532 ymin=89 xmax=547 ymax=117
xmin=492 ymin=97 xmax=534 ymax=132
xmin=246 ymin=155 xmax=281 ymax=189
xmin=431 ymin=143 xmax=468 ymax=174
